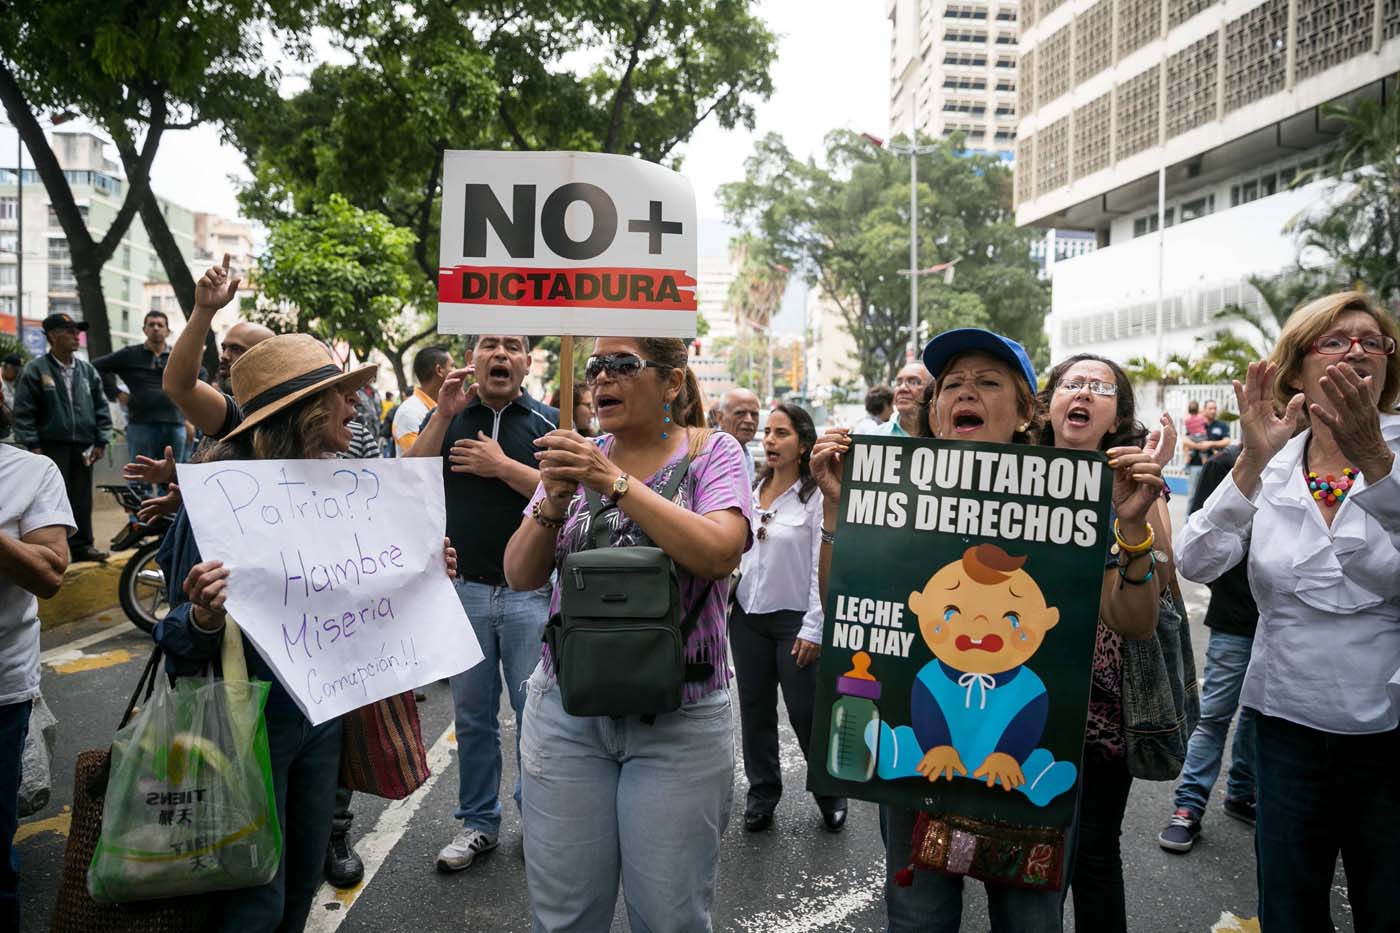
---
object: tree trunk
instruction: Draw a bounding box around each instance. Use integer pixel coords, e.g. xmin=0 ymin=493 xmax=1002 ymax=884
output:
xmin=70 ymin=249 xmax=114 ymax=357
xmin=133 ymin=183 xmax=219 ymax=376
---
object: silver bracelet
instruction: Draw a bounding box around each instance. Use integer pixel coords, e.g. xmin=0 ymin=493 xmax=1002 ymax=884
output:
xmin=820 ymin=528 xmax=836 ymax=545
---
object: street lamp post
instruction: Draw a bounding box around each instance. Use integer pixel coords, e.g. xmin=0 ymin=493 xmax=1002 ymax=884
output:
xmin=864 ymin=113 xmax=940 ymax=360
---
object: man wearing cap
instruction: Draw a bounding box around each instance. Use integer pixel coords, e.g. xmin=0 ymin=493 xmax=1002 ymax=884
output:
xmin=0 ymin=354 xmax=21 ymax=442
xmin=406 ymin=335 xmax=557 ymax=873
xmin=12 ymin=315 xmax=112 ymax=563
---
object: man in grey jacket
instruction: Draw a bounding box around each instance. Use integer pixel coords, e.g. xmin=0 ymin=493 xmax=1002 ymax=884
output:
xmin=11 ymin=314 xmax=112 ymax=562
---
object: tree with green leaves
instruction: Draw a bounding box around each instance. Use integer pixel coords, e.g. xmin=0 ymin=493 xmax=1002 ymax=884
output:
xmin=720 ymin=130 xmax=1048 ymax=385
xmin=254 ymin=195 xmax=427 ymax=393
xmin=231 ymin=0 xmax=777 ymax=374
xmin=1289 ymin=95 xmax=1400 ymax=305
xmin=1190 ymin=271 xmax=1328 ymax=384
xmin=0 ymin=0 xmax=315 ymax=361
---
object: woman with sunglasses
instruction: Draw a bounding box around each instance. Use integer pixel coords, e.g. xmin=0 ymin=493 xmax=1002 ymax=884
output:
xmin=812 ymin=329 xmax=1165 ymax=932
xmin=731 ymin=401 xmax=848 ymax=835
xmin=1038 ymin=354 xmax=1178 ymax=932
xmin=503 ymin=338 xmax=751 ymax=932
xmin=1176 ymin=292 xmax=1400 ymax=931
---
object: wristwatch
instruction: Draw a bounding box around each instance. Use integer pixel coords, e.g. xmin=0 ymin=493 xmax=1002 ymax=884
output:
xmin=611 ymin=472 xmax=631 ymax=501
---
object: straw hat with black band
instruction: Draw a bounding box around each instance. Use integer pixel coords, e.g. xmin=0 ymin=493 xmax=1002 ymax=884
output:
xmin=223 ymin=333 xmax=377 ymax=442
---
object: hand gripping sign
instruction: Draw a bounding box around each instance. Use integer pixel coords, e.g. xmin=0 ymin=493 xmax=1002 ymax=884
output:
xmin=437 ymin=151 xmax=699 ymax=338
xmin=177 ymin=457 xmax=484 ymax=725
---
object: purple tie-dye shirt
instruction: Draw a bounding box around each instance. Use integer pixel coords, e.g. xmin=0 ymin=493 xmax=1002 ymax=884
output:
xmin=526 ymin=430 xmax=753 ymax=703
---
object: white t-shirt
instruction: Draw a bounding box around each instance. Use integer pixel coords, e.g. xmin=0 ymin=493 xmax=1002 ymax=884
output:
xmin=392 ymin=387 xmax=436 ymax=455
xmin=0 ymin=446 xmax=76 ymax=705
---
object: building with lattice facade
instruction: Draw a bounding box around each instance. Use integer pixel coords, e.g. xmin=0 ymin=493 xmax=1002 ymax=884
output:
xmin=1011 ymin=0 xmax=1399 ymax=363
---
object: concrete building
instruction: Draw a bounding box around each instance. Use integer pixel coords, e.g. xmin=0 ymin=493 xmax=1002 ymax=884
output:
xmin=1013 ymin=0 xmax=1399 ymax=363
xmin=805 ymin=287 xmax=860 ymax=398
xmin=887 ymin=0 xmax=1023 ymax=157
xmin=145 ymin=212 xmax=257 ymax=346
xmin=1 ymin=129 xmax=196 ymax=351
xmin=692 ymin=253 xmax=741 ymax=408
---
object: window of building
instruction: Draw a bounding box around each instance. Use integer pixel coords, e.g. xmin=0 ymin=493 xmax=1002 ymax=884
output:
xmin=1260 ymin=174 xmax=1277 ymax=197
xmin=46 ymin=204 xmax=89 ymax=226
xmin=1180 ymin=195 xmax=1214 ymax=222
xmin=0 ymin=197 xmax=15 ymax=221
xmin=50 ymin=265 xmax=77 ymax=289
xmin=996 ymin=9 xmax=1017 ymax=20
xmin=0 ymin=234 xmax=15 ymax=254
xmin=121 ymin=243 xmax=131 ymax=268
xmin=0 ymin=265 xmax=15 ymax=287
xmin=49 ymin=298 xmax=78 ymax=317
xmin=1242 ymin=179 xmax=1258 ymax=202
xmin=995 ymin=32 xmax=1017 ymax=44
xmin=47 ymin=239 xmax=70 ymax=261
xmin=996 ymin=80 xmax=1016 ymax=92
xmin=1279 ymin=166 xmax=1296 ymax=188
xmin=0 ymin=296 xmax=14 ymax=315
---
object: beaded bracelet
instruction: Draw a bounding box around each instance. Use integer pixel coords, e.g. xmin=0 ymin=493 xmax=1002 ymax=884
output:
xmin=1117 ymin=550 xmax=1156 ymax=586
xmin=531 ymin=499 xmax=565 ymax=530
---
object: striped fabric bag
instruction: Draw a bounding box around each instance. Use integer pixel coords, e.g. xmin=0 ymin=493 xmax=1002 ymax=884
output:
xmin=338 ymin=691 xmax=430 ymax=799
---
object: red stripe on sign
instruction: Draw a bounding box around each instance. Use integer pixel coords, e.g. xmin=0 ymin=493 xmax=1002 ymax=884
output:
xmin=438 ymin=266 xmax=698 ymax=311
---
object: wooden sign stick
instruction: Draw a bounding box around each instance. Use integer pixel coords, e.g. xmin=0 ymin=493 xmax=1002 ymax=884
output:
xmin=559 ymin=335 xmax=575 ymax=431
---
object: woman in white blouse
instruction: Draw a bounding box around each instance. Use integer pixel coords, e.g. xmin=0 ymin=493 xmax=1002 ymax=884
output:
xmin=731 ymin=401 xmax=847 ymax=834
xmin=1175 ymin=291 xmax=1400 ymax=932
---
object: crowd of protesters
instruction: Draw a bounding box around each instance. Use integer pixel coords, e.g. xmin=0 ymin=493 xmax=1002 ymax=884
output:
xmin=1 ymin=256 xmax=1397 ymax=932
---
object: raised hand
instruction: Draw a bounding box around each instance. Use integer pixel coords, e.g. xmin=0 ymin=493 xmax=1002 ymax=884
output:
xmin=123 ymin=445 xmax=176 ymax=486
xmin=534 ymin=430 xmax=615 ymax=497
xmin=1142 ymin=412 xmax=1177 ymax=469
xmin=1310 ymin=362 xmax=1395 ymax=480
xmin=811 ymin=428 xmax=852 ymax=507
xmin=194 ymin=253 xmax=241 ymax=313
xmin=434 ymin=366 xmax=478 ymax=420
xmin=137 ymin=483 xmax=182 ymax=523
xmin=1234 ymin=361 xmax=1304 ymax=467
xmin=1107 ymin=446 xmax=1166 ymax=526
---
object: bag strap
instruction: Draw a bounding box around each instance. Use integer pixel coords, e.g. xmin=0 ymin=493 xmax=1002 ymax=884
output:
xmin=118 ymin=646 xmax=164 ymax=730
xmin=583 ymin=447 xmax=696 ymax=552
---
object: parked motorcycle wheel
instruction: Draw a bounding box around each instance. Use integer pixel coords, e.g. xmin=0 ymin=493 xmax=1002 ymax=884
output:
xmin=119 ymin=540 xmax=170 ymax=634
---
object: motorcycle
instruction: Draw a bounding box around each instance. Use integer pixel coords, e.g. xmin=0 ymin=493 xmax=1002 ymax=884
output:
xmin=99 ymin=484 xmax=174 ymax=634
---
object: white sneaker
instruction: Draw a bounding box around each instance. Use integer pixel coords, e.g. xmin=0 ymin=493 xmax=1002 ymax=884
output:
xmin=435 ymin=828 xmax=498 ymax=873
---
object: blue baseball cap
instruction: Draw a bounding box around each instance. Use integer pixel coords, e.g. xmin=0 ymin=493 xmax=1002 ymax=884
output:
xmin=921 ymin=328 xmax=1038 ymax=394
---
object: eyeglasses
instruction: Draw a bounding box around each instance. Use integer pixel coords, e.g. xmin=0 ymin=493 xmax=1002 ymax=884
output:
xmin=756 ymin=510 xmax=773 ymax=542
xmin=1309 ymin=333 xmax=1397 ymax=357
xmin=893 ymin=377 xmax=926 ymax=388
xmin=1055 ymin=380 xmax=1118 ymax=397
xmin=583 ymin=353 xmax=672 ymax=384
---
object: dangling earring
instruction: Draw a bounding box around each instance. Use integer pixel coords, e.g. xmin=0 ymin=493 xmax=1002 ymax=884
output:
xmin=662 ymin=401 xmax=672 ymax=439
xmin=1017 ymin=421 xmax=1029 ymax=433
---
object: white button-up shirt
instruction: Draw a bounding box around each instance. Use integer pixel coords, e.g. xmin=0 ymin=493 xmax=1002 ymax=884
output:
xmin=1175 ymin=414 xmax=1400 ymax=734
xmin=736 ymin=478 xmax=825 ymax=644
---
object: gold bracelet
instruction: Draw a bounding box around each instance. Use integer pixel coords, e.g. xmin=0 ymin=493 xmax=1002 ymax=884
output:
xmin=1113 ymin=518 xmax=1154 ymax=554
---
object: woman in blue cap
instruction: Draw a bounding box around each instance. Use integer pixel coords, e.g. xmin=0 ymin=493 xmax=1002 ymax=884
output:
xmin=811 ymin=329 xmax=1165 ymax=932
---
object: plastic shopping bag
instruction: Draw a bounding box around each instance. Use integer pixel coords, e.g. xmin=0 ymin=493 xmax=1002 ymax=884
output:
xmin=88 ymin=620 xmax=282 ymax=903
xmin=18 ymin=693 xmax=58 ymax=818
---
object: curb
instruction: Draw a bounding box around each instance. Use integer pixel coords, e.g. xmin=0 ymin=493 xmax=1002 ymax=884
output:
xmin=38 ymin=553 xmax=134 ymax=631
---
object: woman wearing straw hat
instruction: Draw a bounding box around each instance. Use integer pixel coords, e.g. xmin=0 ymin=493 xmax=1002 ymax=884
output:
xmin=153 ymin=334 xmax=457 ymax=930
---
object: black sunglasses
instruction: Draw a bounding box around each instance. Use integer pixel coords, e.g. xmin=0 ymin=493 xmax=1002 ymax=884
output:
xmin=584 ymin=353 xmax=671 ymax=384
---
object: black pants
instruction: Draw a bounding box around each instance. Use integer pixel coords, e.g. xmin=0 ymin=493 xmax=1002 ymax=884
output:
xmin=729 ymin=605 xmax=843 ymax=816
xmin=1067 ymin=752 xmax=1133 ymax=933
xmin=41 ymin=442 xmax=93 ymax=548
xmin=1255 ymin=715 xmax=1400 ymax=932
xmin=331 ymin=785 xmax=353 ymax=838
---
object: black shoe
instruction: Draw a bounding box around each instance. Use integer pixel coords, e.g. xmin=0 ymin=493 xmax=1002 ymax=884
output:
xmin=1158 ymin=808 xmax=1202 ymax=853
xmin=324 ymin=831 xmax=365 ymax=888
xmin=72 ymin=545 xmax=109 ymax=562
xmin=743 ymin=811 xmax=773 ymax=833
xmin=1223 ymin=797 xmax=1256 ymax=826
xmin=821 ymin=806 xmax=847 ymax=833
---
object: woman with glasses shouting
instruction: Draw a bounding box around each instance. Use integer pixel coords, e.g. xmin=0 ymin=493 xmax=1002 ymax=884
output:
xmin=1177 ymin=291 xmax=1400 ymax=931
xmin=504 ymin=337 xmax=752 ymax=933
xmin=731 ymin=401 xmax=848 ymax=836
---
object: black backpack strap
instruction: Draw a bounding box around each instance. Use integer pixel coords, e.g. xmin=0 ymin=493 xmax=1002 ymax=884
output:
xmin=582 ymin=452 xmax=694 ymax=552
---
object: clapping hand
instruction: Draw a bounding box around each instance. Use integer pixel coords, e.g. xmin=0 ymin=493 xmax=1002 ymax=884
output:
xmin=1234 ymin=361 xmax=1305 ymax=468
xmin=1309 ymin=362 xmax=1395 ymax=480
xmin=123 ymin=445 xmax=177 ymax=487
xmin=810 ymin=428 xmax=852 ymax=506
xmin=1142 ymin=413 xmax=1177 ymax=469
xmin=1107 ymin=446 xmax=1166 ymax=525
xmin=195 ymin=253 xmax=241 ymax=313
xmin=137 ymin=483 xmax=182 ymax=523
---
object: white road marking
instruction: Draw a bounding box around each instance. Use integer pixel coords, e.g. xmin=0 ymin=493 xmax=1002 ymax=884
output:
xmin=39 ymin=621 xmax=139 ymax=668
xmin=305 ymin=721 xmax=458 ymax=932
xmin=733 ymin=865 xmax=886 ymax=932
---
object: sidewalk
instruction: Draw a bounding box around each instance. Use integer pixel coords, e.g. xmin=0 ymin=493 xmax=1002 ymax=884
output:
xmin=38 ymin=493 xmax=138 ymax=631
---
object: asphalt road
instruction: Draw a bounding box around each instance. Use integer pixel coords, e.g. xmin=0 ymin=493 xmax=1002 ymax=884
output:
xmin=17 ymin=501 xmax=1354 ymax=931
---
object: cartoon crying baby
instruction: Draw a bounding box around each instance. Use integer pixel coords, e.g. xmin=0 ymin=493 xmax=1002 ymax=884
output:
xmin=864 ymin=543 xmax=1078 ymax=807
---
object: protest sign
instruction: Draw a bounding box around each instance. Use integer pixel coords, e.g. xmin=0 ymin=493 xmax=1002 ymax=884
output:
xmin=436 ymin=150 xmax=699 ymax=338
xmin=176 ymin=457 xmax=483 ymax=725
xmin=808 ymin=436 xmax=1112 ymax=831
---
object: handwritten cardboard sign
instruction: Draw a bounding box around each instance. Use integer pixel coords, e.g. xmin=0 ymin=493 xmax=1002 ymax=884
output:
xmin=437 ymin=151 xmax=699 ymax=337
xmin=176 ymin=457 xmax=483 ymax=725
xmin=809 ymin=436 xmax=1112 ymax=830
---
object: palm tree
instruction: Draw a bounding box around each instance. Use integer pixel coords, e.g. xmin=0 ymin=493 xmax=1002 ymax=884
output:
xmin=1194 ymin=271 xmax=1325 ymax=383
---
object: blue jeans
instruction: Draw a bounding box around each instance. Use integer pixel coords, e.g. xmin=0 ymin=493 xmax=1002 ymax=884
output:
xmin=1255 ymin=714 xmax=1400 ymax=932
xmin=1173 ymin=630 xmax=1256 ymax=816
xmin=1 ymin=700 xmax=31 ymax=932
xmin=450 ymin=580 xmax=549 ymax=835
xmin=126 ymin=421 xmax=187 ymax=498
xmin=219 ymin=710 xmax=342 ymax=932
xmin=519 ymin=662 xmax=734 ymax=932
xmin=881 ymin=804 xmax=1064 ymax=932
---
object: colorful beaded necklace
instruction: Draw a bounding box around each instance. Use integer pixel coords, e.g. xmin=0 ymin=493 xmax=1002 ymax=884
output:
xmin=1303 ymin=447 xmax=1357 ymax=508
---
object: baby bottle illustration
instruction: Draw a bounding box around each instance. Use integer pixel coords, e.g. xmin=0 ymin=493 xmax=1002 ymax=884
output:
xmin=827 ymin=651 xmax=881 ymax=782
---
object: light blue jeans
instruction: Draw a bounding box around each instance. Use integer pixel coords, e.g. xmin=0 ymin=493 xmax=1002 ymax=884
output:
xmin=881 ymin=805 xmax=1064 ymax=932
xmin=519 ymin=662 xmax=735 ymax=933
xmin=1173 ymin=629 xmax=1256 ymax=816
xmin=450 ymin=580 xmax=550 ymax=835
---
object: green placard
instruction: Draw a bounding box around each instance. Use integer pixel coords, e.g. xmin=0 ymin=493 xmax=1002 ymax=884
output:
xmin=808 ymin=435 xmax=1112 ymax=830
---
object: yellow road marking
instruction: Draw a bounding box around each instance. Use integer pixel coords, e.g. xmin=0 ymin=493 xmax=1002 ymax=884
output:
xmin=1212 ymin=912 xmax=1261 ymax=933
xmin=15 ymin=806 xmax=72 ymax=844
xmin=51 ymin=647 xmax=136 ymax=674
